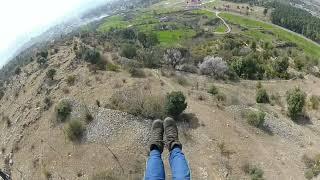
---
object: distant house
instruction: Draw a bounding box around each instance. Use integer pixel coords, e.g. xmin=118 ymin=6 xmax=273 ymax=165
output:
xmin=185 ymin=0 xmax=202 ymax=9
xmin=159 ymin=16 xmax=170 ymax=22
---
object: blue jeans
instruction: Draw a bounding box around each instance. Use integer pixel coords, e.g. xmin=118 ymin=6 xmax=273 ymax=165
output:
xmin=144 ymin=147 xmax=191 ymax=180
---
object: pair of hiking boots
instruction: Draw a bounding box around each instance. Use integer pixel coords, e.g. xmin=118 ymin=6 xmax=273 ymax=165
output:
xmin=149 ymin=117 xmax=182 ymax=152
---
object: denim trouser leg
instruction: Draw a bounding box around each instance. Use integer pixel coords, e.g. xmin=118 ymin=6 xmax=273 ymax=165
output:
xmin=169 ymin=147 xmax=191 ymax=180
xmin=145 ymin=149 xmax=165 ymax=180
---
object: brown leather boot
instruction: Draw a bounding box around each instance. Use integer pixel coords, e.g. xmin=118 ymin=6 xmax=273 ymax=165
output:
xmin=149 ymin=119 xmax=164 ymax=152
xmin=164 ymin=117 xmax=182 ymax=151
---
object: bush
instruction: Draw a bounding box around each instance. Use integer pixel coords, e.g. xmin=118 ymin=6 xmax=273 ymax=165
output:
xmin=66 ymin=75 xmax=76 ymax=86
xmin=256 ymin=82 xmax=262 ymax=89
xmin=303 ymin=154 xmax=320 ymax=180
xmin=242 ymin=163 xmax=264 ymax=180
xmin=129 ymin=67 xmax=145 ymax=78
xmin=137 ymin=48 xmax=162 ymax=68
xmin=294 ymin=56 xmax=305 ymax=70
xmin=249 ymin=167 xmax=264 ymax=180
xmin=43 ymin=97 xmax=52 ymax=110
xmin=83 ymin=49 xmax=101 ymax=64
xmin=138 ymin=32 xmax=159 ymax=48
xmin=56 ymin=100 xmax=72 ymax=122
xmin=46 ymin=69 xmax=56 ymax=80
xmin=256 ymin=88 xmax=270 ymax=103
xmin=286 ymin=88 xmax=306 ymax=120
xmin=66 ymin=120 xmax=85 ymax=141
xmin=120 ymin=44 xmax=137 ymax=59
xmin=15 ymin=67 xmax=21 ymax=75
xmin=107 ymin=63 xmax=120 ymax=72
xmin=247 ymin=110 xmax=266 ymax=128
xmin=142 ymin=95 xmax=166 ymax=119
xmin=309 ymin=95 xmax=319 ymax=110
xmin=37 ymin=57 xmax=47 ymax=65
xmin=163 ymin=48 xmax=187 ymax=68
xmin=165 ymin=91 xmax=187 ymax=117
xmin=175 ymin=75 xmax=189 ymax=86
xmin=199 ymin=56 xmax=228 ymax=79
xmin=208 ymin=85 xmax=218 ymax=95
xmin=273 ymin=56 xmax=289 ymax=74
xmin=216 ymin=92 xmax=226 ymax=102
xmin=179 ymin=64 xmax=198 ymax=73
xmin=109 ymin=88 xmax=145 ymax=116
xmin=231 ymin=54 xmax=264 ymax=80
xmin=37 ymin=51 xmax=48 ymax=59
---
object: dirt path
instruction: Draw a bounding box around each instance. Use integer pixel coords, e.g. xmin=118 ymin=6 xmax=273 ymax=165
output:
xmin=213 ymin=11 xmax=231 ymax=34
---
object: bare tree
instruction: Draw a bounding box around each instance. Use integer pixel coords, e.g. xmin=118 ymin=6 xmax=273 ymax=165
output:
xmin=163 ymin=48 xmax=186 ymax=68
xmin=199 ymin=56 xmax=228 ymax=78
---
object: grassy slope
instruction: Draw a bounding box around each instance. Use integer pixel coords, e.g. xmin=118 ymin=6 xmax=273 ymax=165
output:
xmin=215 ymin=24 xmax=228 ymax=33
xmin=97 ymin=11 xmax=196 ymax=46
xmin=220 ymin=12 xmax=320 ymax=58
xmin=97 ymin=15 xmax=129 ymax=32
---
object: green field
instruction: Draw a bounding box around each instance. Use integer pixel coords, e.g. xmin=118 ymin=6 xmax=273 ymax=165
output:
xmin=155 ymin=29 xmax=196 ymax=46
xmin=220 ymin=12 xmax=320 ymax=58
xmin=214 ymin=24 xmax=228 ymax=33
xmin=97 ymin=10 xmax=197 ymax=46
xmin=98 ymin=15 xmax=129 ymax=32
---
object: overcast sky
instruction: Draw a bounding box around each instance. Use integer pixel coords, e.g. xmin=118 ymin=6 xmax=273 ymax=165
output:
xmin=0 ymin=0 xmax=108 ymax=67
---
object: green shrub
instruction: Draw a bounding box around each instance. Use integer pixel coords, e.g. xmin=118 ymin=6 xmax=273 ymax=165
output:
xmin=37 ymin=57 xmax=47 ymax=65
xmin=83 ymin=49 xmax=101 ymax=64
xmin=15 ymin=67 xmax=21 ymax=75
xmin=107 ymin=63 xmax=120 ymax=72
xmin=83 ymin=106 xmax=93 ymax=123
xmin=256 ymin=82 xmax=262 ymax=89
xmin=43 ymin=97 xmax=52 ymax=110
xmin=136 ymin=48 xmax=162 ymax=68
xmin=142 ymin=95 xmax=166 ymax=119
xmin=37 ymin=51 xmax=48 ymax=58
xmin=230 ymin=54 xmax=264 ymax=80
xmin=129 ymin=68 xmax=145 ymax=78
xmin=208 ymin=85 xmax=218 ymax=95
xmin=242 ymin=163 xmax=264 ymax=180
xmin=303 ymin=154 xmax=320 ymax=180
xmin=286 ymin=88 xmax=306 ymax=120
xmin=309 ymin=95 xmax=320 ymax=110
xmin=294 ymin=56 xmax=305 ymax=70
xmin=273 ymin=56 xmax=289 ymax=74
xmin=138 ymin=32 xmax=159 ymax=48
xmin=46 ymin=69 xmax=56 ymax=80
xmin=175 ymin=75 xmax=189 ymax=86
xmin=56 ymin=100 xmax=72 ymax=122
xmin=216 ymin=92 xmax=226 ymax=102
xmin=109 ymin=88 xmax=145 ymax=116
xmin=249 ymin=167 xmax=264 ymax=180
xmin=165 ymin=91 xmax=187 ymax=117
xmin=120 ymin=44 xmax=137 ymax=59
xmin=66 ymin=119 xmax=85 ymax=141
xmin=270 ymin=93 xmax=282 ymax=106
xmin=66 ymin=75 xmax=76 ymax=86
xmin=256 ymin=88 xmax=270 ymax=103
xmin=247 ymin=110 xmax=266 ymax=128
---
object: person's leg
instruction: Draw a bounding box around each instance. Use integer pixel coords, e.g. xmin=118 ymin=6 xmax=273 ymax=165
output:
xmin=144 ymin=147 xmax=165 ymax=180
xmin=164 ymin=117 xmax=190 ymax=180
xmin=169 ymin=146 xmax=190 ymax=180
xmin=144 ymin=120 xmax=165 ymax=180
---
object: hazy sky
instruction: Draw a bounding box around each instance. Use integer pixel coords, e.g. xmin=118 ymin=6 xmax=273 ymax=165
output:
xmin=0 ymin=0 xmax=108 ymax=67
